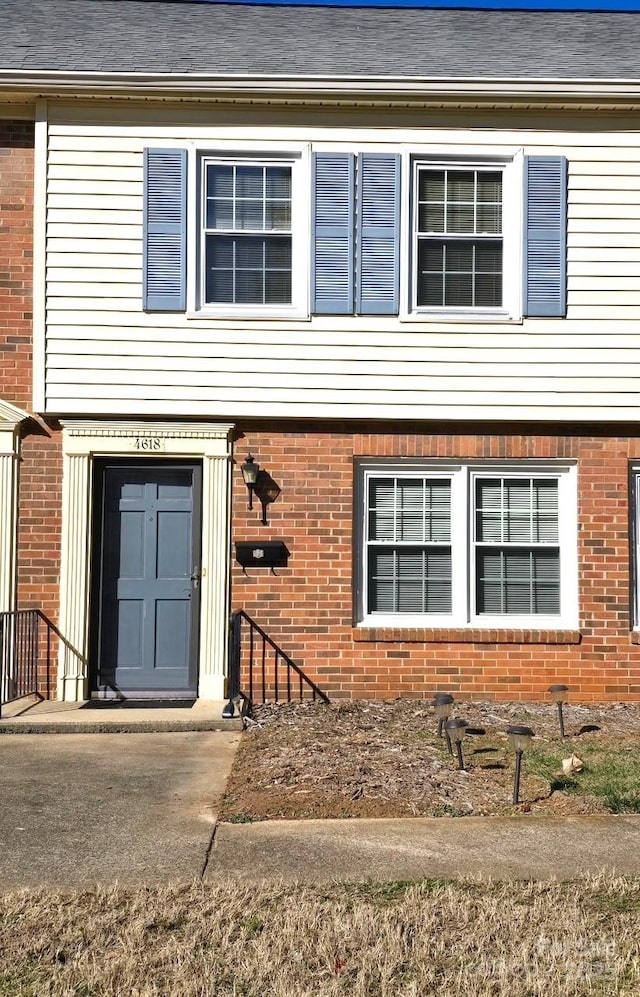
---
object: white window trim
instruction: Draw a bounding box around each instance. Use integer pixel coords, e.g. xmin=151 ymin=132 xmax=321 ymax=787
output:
xmin=400 ymin=150 xmax=523 ymax=323
xmin=356 ymin=459 xmax=577 ymax=630
xmin=186 ymin=141 xmax=311 ymax=320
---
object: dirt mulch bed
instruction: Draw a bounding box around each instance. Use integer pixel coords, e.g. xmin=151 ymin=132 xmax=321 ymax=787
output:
xmin=219 ymin=699 xmax=640 ymax=822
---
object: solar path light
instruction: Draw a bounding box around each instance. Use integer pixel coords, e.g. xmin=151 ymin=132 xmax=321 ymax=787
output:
xmin=433 ymin=693 xmax=455 ymax=738
xmin=548 ymin=684 xmax=569 ymax=738
xmin=507 ymin=724 xmax=535 ymax=805
xmin=445 ymin=718 xmax=469 ymax=771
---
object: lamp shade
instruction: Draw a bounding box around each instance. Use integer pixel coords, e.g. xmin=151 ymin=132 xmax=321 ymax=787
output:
xmin=433 ymin=692 xmax=454 ymax=719
xmin=548 ymin=684 xmax=569 ymax=705
xmin=506 ymin=724 xmax=535 ymax=752
xmin=444 ymin=718 xmax=468 ymax=743
xmin=241 ymin=454 xmax=259 ymax=486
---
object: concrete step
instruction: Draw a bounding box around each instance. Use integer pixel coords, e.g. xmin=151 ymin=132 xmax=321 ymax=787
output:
xmin=0 ymin=697 xmax=244 ymax=734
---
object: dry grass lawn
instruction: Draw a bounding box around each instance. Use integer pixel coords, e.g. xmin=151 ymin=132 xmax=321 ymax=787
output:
xmin=1 ymin=875 xmax=640 ymax=995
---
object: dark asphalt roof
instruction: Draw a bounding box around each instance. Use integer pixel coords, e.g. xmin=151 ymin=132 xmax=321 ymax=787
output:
xmin=1 ymin=0 xmax=640 ymax=79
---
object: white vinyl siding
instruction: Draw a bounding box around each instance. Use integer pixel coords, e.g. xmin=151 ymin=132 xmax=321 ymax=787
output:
xmin=41 ymin=104 xmax=640 ymax=420
xmin=357 ymin=462 xmax=577 ymax=629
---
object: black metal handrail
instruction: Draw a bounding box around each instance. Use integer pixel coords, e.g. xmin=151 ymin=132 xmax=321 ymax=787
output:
xmin=0 ymin=609 xmax=84 ymax=718
xmin=228 ymin=609 xmax=330 ymax=708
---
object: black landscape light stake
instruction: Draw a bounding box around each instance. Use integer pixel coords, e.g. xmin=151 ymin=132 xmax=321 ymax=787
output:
xmin=433 ymin=693 xmax=455 ymax=740
xmin=548 ymin=684 xmax=569 ymax=738
xmin=240 ymin=454 xmax=259 ymax=510
xmin=507 ymin=725 xmax=535 ymax=805
xmin=445 ymin=718 xmax=469 ymax=771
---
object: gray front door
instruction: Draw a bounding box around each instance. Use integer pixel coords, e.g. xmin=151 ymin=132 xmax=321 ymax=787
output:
xmin=95 ymin=463 xmax=201 ymax=696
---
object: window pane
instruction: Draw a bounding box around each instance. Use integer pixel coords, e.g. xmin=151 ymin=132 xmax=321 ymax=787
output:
xmin=207 ymin=165 xmax=233 ymax=198
xmin=419 ymin=169 xmax=445 ymax=202
xmin=447 ymin=171 xmax=474 ymax=202
xmin=476 ymin=549 xmax=560 ymax=615
xmin=236 ymin=271 xmax=264 ymax=304
xmin=206 ymin=197 xmax=233 ymax=230
xmin=477 ymin=203 xmax=502 ymax=234
xmin=205 ymin=235 xmax=291 ymax=305
xmin=368 ymin=478 xmax=451 ymax=543
xmin=475 ymin=273 xmax=503 ymax=307
xmin=265 ymin=270 xmax=291 ymax=304
xmin=266 ymin=200 xmax=291 ymax=231
xmin=477 ymin=172 xmax=502 ymax=202
xmin=266 ymin=167 xmax=292 ymax=199
xmin=235 ymin=199 xmax=263 ymax=230
xmin=476 ymin=478 xmax=559 ymax=544
xmin=446 ymin=203 xmax=474 ymax=234
xmin=445 ymin=242 xmax=474 ymax=271
xmin=368 ymin=547 xmax=452 ymax=614
xmin=235 ymin=238 xmax=264 ymax=268
xmin=445 ymin=274 xmax=473 ymax=307
xmin=419 ymin=203 xmax=444 ymax=233
xmin=235 ymin=166 xmax=264 ymax=198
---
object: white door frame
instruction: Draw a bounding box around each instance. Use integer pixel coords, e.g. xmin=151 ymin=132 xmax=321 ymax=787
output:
xmin=59 ymin=419 xmax=234 ymax=702
xmin=0 ymin=400 xmax=29 ymax=614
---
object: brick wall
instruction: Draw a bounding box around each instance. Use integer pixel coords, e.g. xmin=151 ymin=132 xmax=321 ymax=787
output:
xmin=231 ymin=422 xmax=640 ymax=703
xmin=0 ymin=119 xmax=62 ymax=650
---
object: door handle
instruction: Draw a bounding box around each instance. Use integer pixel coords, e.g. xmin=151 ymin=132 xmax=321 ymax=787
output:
xmin=190 ymin=567 xmax=201 ymax=590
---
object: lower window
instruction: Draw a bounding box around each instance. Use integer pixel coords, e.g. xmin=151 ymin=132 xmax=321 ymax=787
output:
xmin=358 ymin=461 xmax=577 ymax=628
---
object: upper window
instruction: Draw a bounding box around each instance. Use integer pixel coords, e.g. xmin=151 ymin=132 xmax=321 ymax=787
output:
xmin=415 ymin=167 xmax=502 ymax=310
xmin=193 ymin=149 xmax=309 ymax=317
xmin=357 ymin=462 xmax=577 ymax=629
xmin=410 ymin=158 xmax=521 ymax=319
xmin=203 ymin=162 xmax=293 ymax=307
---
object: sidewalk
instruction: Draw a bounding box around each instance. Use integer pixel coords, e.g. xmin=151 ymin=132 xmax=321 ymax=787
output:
xmin=207 ymin=814 xmax=640 ymax=883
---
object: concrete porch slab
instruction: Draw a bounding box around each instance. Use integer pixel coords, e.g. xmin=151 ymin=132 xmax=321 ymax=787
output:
xmin=0 ymin=696 xmax=243 ymax=733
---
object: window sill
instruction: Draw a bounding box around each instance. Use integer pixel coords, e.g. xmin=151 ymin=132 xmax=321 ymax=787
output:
xmin=353 ymin=627 xmax=582 ymax=644
xmin=186 ymin=307 xmax=310 ymax=322
xmin=399 ymin=310 xmax=522 ymax=325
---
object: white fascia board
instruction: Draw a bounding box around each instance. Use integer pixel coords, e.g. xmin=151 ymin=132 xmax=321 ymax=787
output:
xmin=0 ymin=399 xmax=29 ymax=428
xmin=2 ymin=70 xmax=640 ymax=106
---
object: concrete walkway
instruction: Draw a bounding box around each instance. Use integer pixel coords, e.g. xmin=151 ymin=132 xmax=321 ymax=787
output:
xmin=208 ymin=814 xmax=640 ymax=883
xmin=2 ymin=728 xmax=640 ymax=889
xmin=0 ymin=731 xmax=240 ymax=890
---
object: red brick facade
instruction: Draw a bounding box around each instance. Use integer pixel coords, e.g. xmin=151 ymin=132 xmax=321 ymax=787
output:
xmin=231 ymin=422 xmax=640 ymax=702
xmin=0 ymin=119 xmax=62 ymax=626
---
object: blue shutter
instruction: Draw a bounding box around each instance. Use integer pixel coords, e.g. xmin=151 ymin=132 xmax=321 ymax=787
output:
xmin=357 ymin=153 xmax=401 ymax=315
xmin=524 ymin=156 xmax=567 ymax=318
xmin=312 ymin=152 xmax=355 ymax=314
xmin=143 ymin=148 xmax=187 ymax=312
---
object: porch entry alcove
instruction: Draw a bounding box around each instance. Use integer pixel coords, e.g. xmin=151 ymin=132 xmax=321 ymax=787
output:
xmin=58 ymin=420 xmax=234 ymax=703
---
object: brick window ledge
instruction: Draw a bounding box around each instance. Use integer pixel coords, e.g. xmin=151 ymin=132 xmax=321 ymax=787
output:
xmin=353 ymin=627 xmax=582 ymax=645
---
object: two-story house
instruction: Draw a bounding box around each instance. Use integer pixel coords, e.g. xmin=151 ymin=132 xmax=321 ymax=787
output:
xmin=2 ymin=0 xmax=640 ymax=705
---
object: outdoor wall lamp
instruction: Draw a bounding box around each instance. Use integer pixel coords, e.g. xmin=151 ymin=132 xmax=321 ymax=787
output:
xmin=507 ymin=724 xmax=535 ymax=805
xmin=548 ymin=684 xmax=569 ymax=738
xmin=433 ymin=692 xmax=455 ymax=739
xmin=445 ymin=718 xmax=468 ymax=771
xmin=241 ymin=454 xmax=259 ymax=510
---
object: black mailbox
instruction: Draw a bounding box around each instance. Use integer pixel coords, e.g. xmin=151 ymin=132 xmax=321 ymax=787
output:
xmin=235 ymin=541 xmax=290 ymax=568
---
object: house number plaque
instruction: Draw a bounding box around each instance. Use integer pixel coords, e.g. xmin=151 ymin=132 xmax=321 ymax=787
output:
xmin=131 ymin=436 xmax=166 ymax=452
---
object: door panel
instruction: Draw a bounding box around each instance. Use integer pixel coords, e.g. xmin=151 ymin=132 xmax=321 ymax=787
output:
xmin=95 ymin=463 xmax=201 ymax=696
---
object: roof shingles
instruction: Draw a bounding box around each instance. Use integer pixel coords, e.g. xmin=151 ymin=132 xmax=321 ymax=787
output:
xmin=1 ymin=0 xmax=640 ymax=79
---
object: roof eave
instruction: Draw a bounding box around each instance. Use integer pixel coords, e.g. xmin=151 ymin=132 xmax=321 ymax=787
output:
xmin=2 ymin=69 xmax=640 ymax=108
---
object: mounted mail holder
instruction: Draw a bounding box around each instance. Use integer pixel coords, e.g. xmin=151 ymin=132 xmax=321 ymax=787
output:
xmin=235 ymin=541 xmax=290 ymax=569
